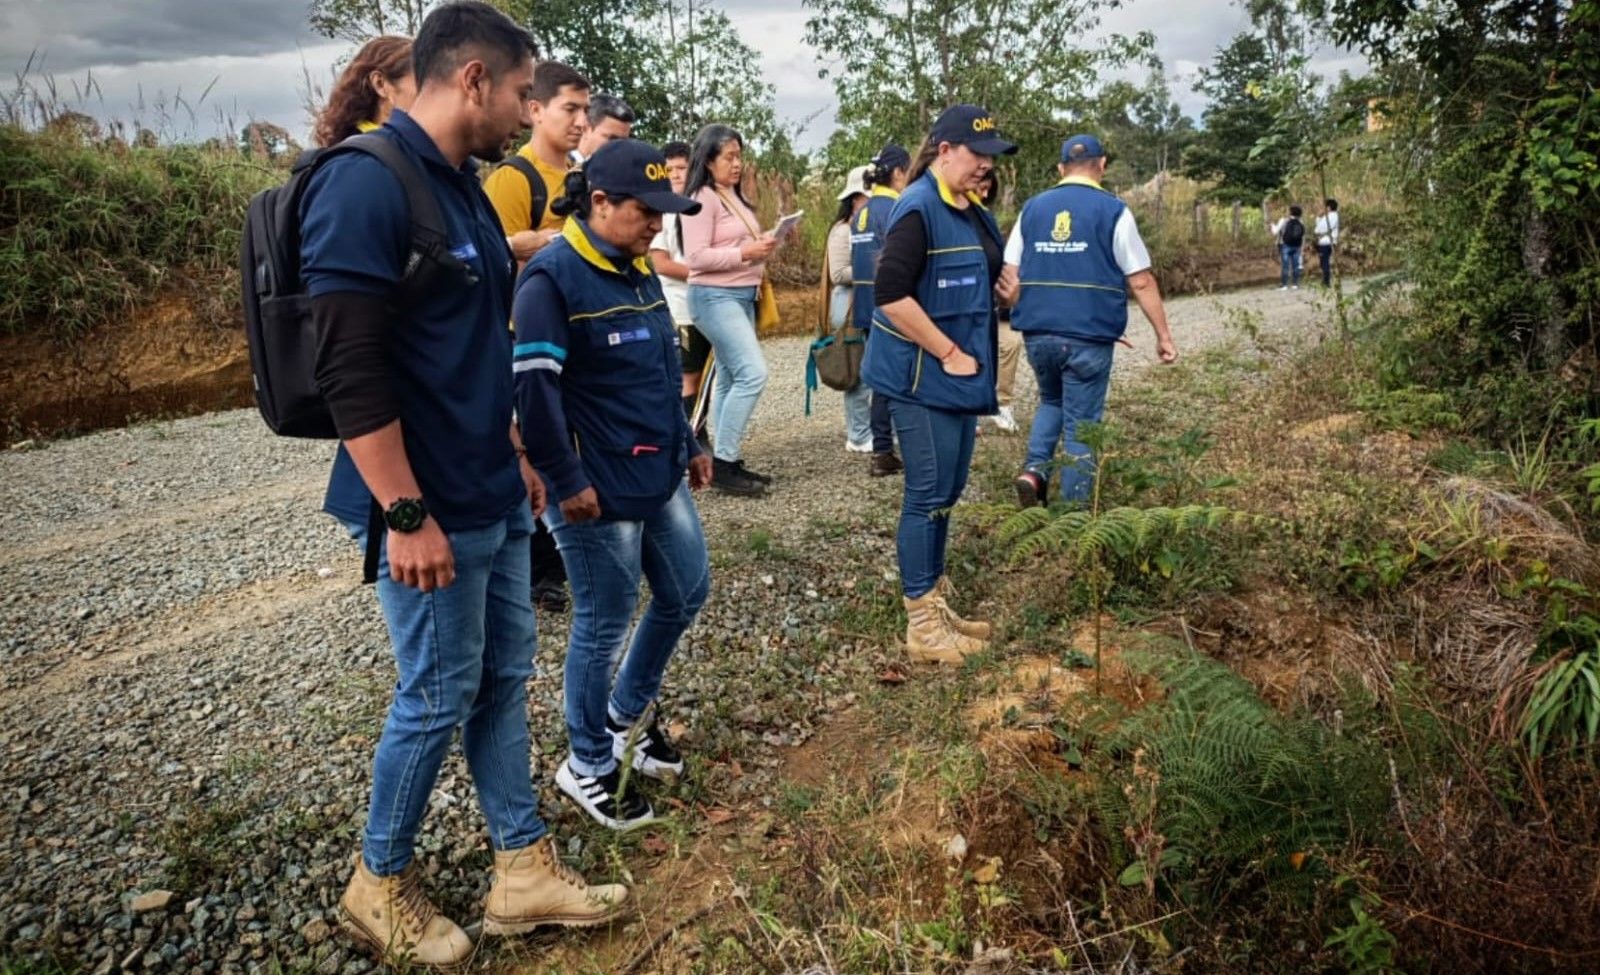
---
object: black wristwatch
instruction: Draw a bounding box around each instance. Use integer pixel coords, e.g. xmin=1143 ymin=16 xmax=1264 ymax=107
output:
xmin=384 ymin=497 xmax=428 ymax=533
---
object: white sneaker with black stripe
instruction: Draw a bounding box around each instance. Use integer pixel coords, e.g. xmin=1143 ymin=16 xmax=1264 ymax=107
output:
xmin=609 ymin=714 xmax=685 ymax=779
xmin=554 ymin=759 xmax=657 ymax=831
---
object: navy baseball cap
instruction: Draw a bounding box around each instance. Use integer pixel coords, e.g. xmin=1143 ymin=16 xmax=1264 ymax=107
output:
xmin=872 ymin=143 xmax=911 ymax=171
xmin=586 ymin=139 xmax=702 ymax=215
xmin=1060 ymin=134 xmax=1107 ymax=163
xmin=928 ymin=104 xmax=1018 ymax=157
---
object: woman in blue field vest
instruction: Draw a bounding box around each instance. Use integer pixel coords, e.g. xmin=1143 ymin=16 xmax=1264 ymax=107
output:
xmin=512 ymin=140 xmax=713 ymax=831
xmin=859 ymin=105 xmax=1020 ymax=665
xmin=851 ymin=143 xmax=911 ymax=477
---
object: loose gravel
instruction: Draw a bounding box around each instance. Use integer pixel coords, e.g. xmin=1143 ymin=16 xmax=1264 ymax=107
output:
xmin=0 ymin=285 xmax=1334 ymax=972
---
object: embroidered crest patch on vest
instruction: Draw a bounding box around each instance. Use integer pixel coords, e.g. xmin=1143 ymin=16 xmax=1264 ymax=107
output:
xmin=1051 ymin=210 xmax=1073 ymax=242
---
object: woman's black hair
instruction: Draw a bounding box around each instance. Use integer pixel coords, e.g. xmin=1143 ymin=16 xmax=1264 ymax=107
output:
xmin=684 ymin=124 xmax=749 ymax=206
xmin=832 ymin=194 xmax=858 ymax=226
xmin=679 ymin=123 xmax=749 ymax=251
xmin=864 ymin=144 xmax=909 ymax=190
xmin=548 ymin=164 xmax=637 ymax=224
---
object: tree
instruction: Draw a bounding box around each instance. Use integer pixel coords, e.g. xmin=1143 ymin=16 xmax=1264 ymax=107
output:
xmin=802 ymin=0 xmax=1151 ymax=194
xmin=308 ymin=0 xmax=433 ymax=44
xmin=1076 ymin=68 xmax=1196 ymax=187
xmin=1181 ymin=33 xmax=1299 ymax=198
xmin=307 ymin=0 xmax=795 ymax=174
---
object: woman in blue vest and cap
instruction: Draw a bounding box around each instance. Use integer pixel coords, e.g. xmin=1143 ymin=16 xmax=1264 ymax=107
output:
xmin=850 ymin=143 xmax=911 ymax=477
xmin=860 ymin=105 xmax=1020 ymax=665
xmin=512 ymin=139 xmax=713 ymax=830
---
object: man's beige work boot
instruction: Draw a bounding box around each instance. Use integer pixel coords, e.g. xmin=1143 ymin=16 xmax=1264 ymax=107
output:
xmin=933 ymin=576 xmax=993 ymax=641
xmin=339 ymin=857 xmax=473 ymax=970
xmin=481 ymin=836 xmax=629 ymax=935
xmin=904 ymin=591 xmax=987 ymax=665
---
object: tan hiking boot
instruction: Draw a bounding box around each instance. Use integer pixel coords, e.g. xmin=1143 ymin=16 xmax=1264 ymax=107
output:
xmin=904 ymin=591 xmax=987 ymax=665
xmin=482 ymin=836 xmax=629 ymax=936
xmin=339 ymin=857 xmax=473 ymax=970
xmin=933 ymin=576 xmax=993 ymax=641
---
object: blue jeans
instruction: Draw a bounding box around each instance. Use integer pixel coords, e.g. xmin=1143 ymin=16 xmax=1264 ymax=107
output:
xmin=688 ymin=284 xmax=767 ymax=462
xmin=1278 ymin=244 xmax=1302 ymax=287
xmin=1317 ymin=244 xmax=1334 ymax=286
xmin=1023 ymin=334 xmax=1116 ymax=505
xmin=544 ymin=481 xmax=711 ymax=777
xmin=832 ymin=285 xmax=873 ymax=445
xmin=890 ymin=400 xmax=976 ymax=599
xmin=870 ymin=392 xmax=894 ymax=453
xmin=354 ymin=504 xmax=546 ymax=875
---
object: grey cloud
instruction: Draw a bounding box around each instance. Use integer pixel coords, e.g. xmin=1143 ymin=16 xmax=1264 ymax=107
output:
xmin=2 ymin=0 xmax=313 ymax=73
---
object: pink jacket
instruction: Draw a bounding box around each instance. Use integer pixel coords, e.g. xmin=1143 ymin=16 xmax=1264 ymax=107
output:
xmin=682 ymin=185 xmax=766 ymax=288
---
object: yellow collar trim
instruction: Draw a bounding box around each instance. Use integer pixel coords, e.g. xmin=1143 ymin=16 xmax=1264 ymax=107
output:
xmin=1056 ymin=175 xmax=1105 ymax=189
xmin=933 ymin=170 xmax=986 ymax=210
xmin=356 ymin=119 xmax=380 ymax=133
xmin=870 ymin=186 xmax=901 ymax=200
xmin=561 ymin=218 xmax=652 ymax=276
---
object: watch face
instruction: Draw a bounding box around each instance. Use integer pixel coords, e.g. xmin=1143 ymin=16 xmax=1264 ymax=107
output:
xmin=386 ymin=498 xmax=426 ymax=533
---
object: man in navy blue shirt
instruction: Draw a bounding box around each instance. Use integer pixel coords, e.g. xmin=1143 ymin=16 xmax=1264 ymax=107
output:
xmin=299 ymin=3 xmax=627 ymax=966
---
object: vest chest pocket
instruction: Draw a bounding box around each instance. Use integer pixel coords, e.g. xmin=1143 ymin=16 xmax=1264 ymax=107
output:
xmin=574 ymin=316 xmax=669 ymax=387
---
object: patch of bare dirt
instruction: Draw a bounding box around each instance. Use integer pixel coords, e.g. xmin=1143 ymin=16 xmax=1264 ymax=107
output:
xmin=0 ymin=291 xmax=250 ymax=444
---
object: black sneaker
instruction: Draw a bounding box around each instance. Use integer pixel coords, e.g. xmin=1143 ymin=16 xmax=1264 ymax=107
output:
xmin=1014 ymin=471 xmax=1047 ymax=508
xmin=735 ymin=460 xmax=773 ymax=485
xmin=608 ymin=714 xmax=684 ymax=779
xmin=532 ymin=579 xmax=569 ymax=614
xmin=870 ymin=451 xmax=903 ymax=477
xmin=712 ymin=458 xmax=765 ymax=497
xmin=554 ymin=759 xmax=657 ymax=831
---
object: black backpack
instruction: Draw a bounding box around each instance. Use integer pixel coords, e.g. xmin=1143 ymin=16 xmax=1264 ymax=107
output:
xmin=1280 ymin=216 xmax=1305 ymax=248
xmin=500 ymin=156 xmax=550 ymax=232
xmin=240 ymin=133 xmax=462 ymax=439
xmin=240 ymin=133 xmax=466 ymax=582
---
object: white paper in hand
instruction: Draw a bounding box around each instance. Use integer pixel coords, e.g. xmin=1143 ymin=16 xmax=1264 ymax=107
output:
xmin=769 ymin=210 xmax=805 ymax=243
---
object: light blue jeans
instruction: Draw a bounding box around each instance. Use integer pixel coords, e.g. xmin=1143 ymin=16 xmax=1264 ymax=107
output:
xmin=351 ymin=504 xmax=547 ymax=875
xmin=831 ymin=285 xmax=872 ymax=445
xmin=890 ymin=400 xmax=976 ymax=598
xmin=688 ymin=284 xmax=767 ymax=462
xmin=544 ymin=481 xmax=711 ymax=777
xmin=1023 ymin=334 xmax=1116 ymax=505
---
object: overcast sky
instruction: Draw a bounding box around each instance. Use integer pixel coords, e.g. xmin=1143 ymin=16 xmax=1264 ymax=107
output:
xmin=1 ymin=0 xmax=1367 ymax=150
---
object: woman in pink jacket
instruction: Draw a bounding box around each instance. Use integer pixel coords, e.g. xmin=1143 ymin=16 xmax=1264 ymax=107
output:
xmin=679 ymin=123 xmax=779 ymax=497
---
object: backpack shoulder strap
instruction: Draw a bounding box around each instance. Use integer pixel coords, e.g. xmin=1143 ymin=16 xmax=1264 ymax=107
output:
xmin=503 ymin=155 xmax=549 ymax=230
xmin=336 ymin=133 xmax=464 ymax=290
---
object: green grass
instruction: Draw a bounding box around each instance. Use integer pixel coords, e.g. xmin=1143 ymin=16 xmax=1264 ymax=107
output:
xmin=0 ymin=124 xmax=281 ymax=339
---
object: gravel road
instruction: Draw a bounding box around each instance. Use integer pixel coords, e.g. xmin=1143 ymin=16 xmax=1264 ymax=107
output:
xmin=0 ymin=284 xmax=1335 ymax=973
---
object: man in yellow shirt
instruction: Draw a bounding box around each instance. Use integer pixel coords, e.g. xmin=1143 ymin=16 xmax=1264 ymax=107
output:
xmin=485 ymin=60 xmax=590 ymax=268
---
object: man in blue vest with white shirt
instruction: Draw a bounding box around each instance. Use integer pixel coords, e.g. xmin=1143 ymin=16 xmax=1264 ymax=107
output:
xmin=1007 ymin=134 xmax=1178 ymax=508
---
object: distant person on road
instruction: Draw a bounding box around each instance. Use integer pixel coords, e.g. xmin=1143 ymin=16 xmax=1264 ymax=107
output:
xmin=860 ymin=105 xmax=1017 ymax=665
xmin=680 ymin=123 xmax=779 ymax=497
xmin=513 ymin=139 xmax=712 ymax=832
xmin=573 ymin=92 xmax=635 ymax=163
xmin=312 ymin=35 xmax=415 ymax=147
xmin=647 ymin=141 xmax=710 ymax=422
xmin=826 ymin=165 xmax=873 ymax=452
xmin=850 ymin=143 xmax=910 ymax=477
xmin=299 ymin=4 xmax=625 ymax=968
xmin=1008 ymin=134 xmax=1177 ymax=509
xmin=485 ymin=60 xmax=592 ymax=615
xmin=977 ymin=170 xmax=1022 ymax=434
xmin=1270 ymin=204 xmax=1305 ymax=290
xmin=1314 ymin=198 xmax=1340 ymax=287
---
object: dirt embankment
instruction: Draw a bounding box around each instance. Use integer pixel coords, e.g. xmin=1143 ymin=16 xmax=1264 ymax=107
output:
xmin=1 ymin=296 xmax=252 ymax=445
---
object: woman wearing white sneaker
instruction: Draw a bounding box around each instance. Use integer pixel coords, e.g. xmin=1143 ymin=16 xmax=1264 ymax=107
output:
xmin=824 ymin=166 xmax=874 ymax=452
xmin=513 ymin=140 xmax=713 ymax=831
